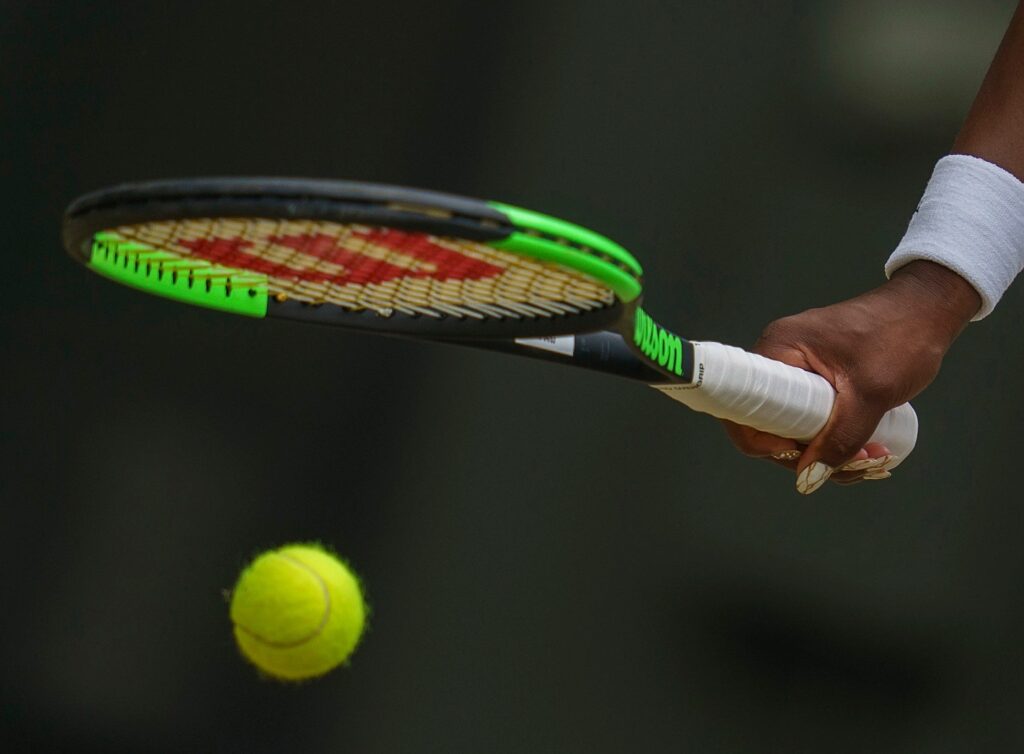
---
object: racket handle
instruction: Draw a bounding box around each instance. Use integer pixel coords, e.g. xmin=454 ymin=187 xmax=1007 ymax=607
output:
xmin=652 ymin=341 xmax=918 ymax=465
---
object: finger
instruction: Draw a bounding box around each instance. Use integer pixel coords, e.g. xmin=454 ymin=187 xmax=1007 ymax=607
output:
xmin=841 ymin=447 xmax=871 ymax=465
xmin=721 ymin=420 xmax=802 ymax=460
xmin=839 ymin=454 xmax=896 ymax=470
xmin=836 ymin=444 xmax=895 ymax=472
xmin=720 ymin=421 xmax=805 ymax=471
xmin=795 ymin=381 xmax=891 ymax=495
xmin=862 ymin=442 xmax=892 ymax=458
xmin=832 ymin=465 xmax=897 ymax=486
xmin=768 ymin=449 xmax=802 ymax=469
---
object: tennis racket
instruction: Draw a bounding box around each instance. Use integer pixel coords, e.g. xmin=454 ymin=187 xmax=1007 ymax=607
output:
xmin=62 ymin=177 xmax=918 ymax=462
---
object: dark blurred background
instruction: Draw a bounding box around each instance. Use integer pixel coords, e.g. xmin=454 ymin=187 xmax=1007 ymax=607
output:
xmin=3 ymin=1 xmax=1023 ymax=751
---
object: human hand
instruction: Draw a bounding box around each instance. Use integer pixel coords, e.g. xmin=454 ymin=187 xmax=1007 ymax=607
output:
xmin=724 ymin=261 xmax=980 ymax=494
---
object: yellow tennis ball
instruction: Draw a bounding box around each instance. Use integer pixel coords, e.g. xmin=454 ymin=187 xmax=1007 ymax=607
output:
xmin=229 ymin=544 xmax=366 ymax=681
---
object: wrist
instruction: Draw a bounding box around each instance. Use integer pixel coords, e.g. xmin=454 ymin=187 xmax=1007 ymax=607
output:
xmin=886 ymin=260 xmax=980 ymax=344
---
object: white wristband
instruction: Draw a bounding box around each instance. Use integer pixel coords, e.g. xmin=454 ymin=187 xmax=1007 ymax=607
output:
xmin=886 ymin=154 xmax=1024 ymax=320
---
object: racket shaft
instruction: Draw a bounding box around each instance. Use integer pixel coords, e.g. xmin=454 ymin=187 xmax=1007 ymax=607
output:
xmin=652 ymin=342 xmax=918 ymax=463
xmin=453 ymin=331 xmax=666 ymax=382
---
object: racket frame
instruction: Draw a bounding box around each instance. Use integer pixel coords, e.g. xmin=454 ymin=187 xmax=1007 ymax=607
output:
xmin=63 ymin=178 xmax=687 ymax=382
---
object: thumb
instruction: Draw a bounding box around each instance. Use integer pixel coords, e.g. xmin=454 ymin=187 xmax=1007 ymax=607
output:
xmin=794 ymin=385 xmax=888 ymax=495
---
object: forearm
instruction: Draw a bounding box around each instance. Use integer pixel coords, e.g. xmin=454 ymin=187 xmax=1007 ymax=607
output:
xmin=887 ymin=4 xmax=1024 ymax=322
xmin=954 ymin=1 xmax=1024 ymax=179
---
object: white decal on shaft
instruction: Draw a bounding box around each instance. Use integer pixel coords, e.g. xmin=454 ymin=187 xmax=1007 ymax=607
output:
xmin=514 ymin=336 xmax=576 ymax=357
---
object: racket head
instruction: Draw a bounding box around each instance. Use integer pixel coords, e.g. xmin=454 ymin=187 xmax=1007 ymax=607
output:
xmin=63 ymin=178 xmax=645 ymax=339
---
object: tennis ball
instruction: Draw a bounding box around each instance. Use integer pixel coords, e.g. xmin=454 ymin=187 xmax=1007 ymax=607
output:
xmin=229 ymin=543 xmax=366 ymax=681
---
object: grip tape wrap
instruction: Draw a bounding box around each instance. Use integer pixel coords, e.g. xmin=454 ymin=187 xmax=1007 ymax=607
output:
xmin=652 ymin=341 xmax=918 ymax=464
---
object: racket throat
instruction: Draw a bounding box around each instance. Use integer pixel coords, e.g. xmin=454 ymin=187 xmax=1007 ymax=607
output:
xmin=456 ymin=331 xmax=667 ymax=382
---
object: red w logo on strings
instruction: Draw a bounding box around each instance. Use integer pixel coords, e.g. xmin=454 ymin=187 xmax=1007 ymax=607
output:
xmin=176 ymin=228 xmax=504 ymax=286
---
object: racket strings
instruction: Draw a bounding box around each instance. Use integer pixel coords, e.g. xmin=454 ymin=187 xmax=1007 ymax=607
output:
xmin=110 ymin=218 xmax=616 ymax=320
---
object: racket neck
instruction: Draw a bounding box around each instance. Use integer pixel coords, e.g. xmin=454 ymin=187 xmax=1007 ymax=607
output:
xmin=438 ymin=332 xmax=667 ymax=383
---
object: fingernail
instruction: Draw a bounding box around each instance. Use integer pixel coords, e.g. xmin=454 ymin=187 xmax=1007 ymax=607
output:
xmin=880 ymin=455 xmax=901 ymax=471
xmin=841 ymin=455 xmax=895 ymax=472
xmin=863 ymin=470 xmax=892 ymax=481
xmin=796 ymin=462 xmax=833 ymax=495
xmin=771 ymin=450 xmax=802 ymax=461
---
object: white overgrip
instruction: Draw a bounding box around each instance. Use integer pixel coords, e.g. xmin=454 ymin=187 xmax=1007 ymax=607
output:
xmin=651 ymin=341 xmax=918 ymax=464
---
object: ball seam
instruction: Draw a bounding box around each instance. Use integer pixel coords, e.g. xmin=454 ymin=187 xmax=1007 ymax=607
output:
xmin=232 ymin=553 xmax=333 ymax=648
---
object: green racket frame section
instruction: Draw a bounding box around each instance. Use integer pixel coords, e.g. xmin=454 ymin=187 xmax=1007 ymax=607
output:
xmin=487 ymin=202 xmax=643 ymax=303
xmin=83 ymin=201 xmax=645 ymax=319
xmin=88 ymin=233 xmax=269 ymax=317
